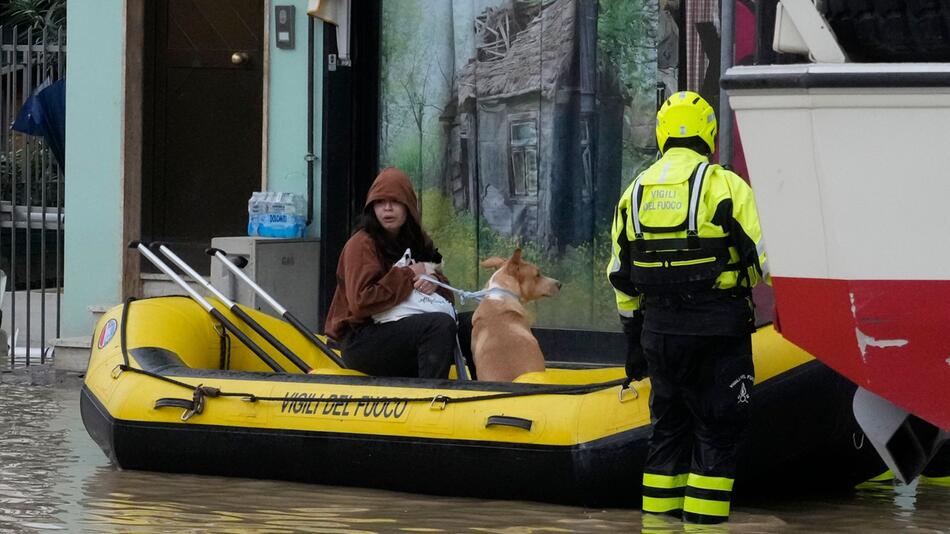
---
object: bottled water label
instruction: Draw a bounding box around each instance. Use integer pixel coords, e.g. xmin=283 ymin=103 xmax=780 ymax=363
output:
xmin=248 ymin=192 xmax=306 ymax=238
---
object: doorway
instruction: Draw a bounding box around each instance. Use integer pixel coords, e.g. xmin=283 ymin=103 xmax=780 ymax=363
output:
xmin=143 ymin=0 xmax=265 ymax=273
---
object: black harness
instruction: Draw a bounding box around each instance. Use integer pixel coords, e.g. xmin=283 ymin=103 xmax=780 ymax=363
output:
xmin=628 ymin=162 xmax=743 ymax=295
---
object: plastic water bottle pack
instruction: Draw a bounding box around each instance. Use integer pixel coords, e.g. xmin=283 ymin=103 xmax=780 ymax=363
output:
xmin=247 ymin=192 xmax=307 ymax=238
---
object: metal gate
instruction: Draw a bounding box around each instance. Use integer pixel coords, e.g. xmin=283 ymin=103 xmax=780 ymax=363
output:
xmin=1 ymin=26 xmax=66 ymax=369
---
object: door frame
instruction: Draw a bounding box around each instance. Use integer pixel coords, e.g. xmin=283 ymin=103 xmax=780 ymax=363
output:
xmin=122 ymin=0 xmax=146 ymax=300
xmin=318 ymin=1 xmax=382 ymax=331
xmin=123 ymin=0 xmax=270 ymax=294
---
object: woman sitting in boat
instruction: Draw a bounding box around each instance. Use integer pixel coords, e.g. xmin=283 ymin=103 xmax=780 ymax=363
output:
xmin=324 ymin=167 xmax=461 ymax=379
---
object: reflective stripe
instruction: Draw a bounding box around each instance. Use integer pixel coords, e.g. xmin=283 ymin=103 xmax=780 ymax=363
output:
xmin=686 ymin=473 xmax=734 ymax=492
xmin=688 ymin=162 xmax=708 ymax=233
xmin=609 ymin=256 xmax=621 ymax=274
xmin=642 ymin=495 xmax=684 ymax=514
xmin=670 ymin=257 xmax=717 ymax=267
xmin=630 ymin=175 xmax=645 ymax=236
xmin=657 ymin=162 xmax=672 ymax=184
xmin=867 ymin=470 xmax=894 ymax=482
xmin=615 ymin=293 xmax=640 ymax=313
xmin=683 ymin=495 xmax=730 ymax=517
xmin=643 ymin=472 xmax=688 ymax=489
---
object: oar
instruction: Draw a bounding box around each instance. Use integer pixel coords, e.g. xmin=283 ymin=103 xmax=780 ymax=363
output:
xmin=206 ymin=247 xmax=347 ymax=369
xmin=153 ymin=243 xmax=313 ymax=373
xmin=129 ymin=241 xmax=287 ymax=373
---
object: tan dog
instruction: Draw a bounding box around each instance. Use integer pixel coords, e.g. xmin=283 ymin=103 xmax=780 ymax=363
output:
xmin=471 ymin=249 xmax=562 ymax=382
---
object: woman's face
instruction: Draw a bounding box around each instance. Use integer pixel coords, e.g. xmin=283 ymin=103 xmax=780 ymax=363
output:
xmin=373 ymin=199 xmax=407 ymax=235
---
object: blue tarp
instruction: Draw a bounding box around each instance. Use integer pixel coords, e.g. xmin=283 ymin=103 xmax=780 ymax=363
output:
xmin=12 ymin=78 xmax=66 ymax=168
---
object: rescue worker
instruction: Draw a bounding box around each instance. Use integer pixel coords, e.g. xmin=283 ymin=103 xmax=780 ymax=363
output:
xmin=606 ymin=91 xmax=769 ymax=524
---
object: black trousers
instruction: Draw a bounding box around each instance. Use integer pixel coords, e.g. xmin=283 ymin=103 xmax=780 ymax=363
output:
xmin=641 ymin=330 xmax=753 ymax=524
xmin=344 ymin=312 xmax=474 ymax=379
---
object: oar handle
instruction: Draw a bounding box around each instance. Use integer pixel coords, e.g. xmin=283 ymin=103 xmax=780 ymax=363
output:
xmin=155 ymin=243 xmax=311 ymax=373
xmin=208 ymin=308 xmax=285 ymax=373
xmin=154 ymin=242 xmax=236 ymax=307
xmin=208 ymin=247 xmax=347 ymax=369
xmin=130 ymin=241 xmax=213 ymax=312
xmin=232 ymin=306 xmax=312 ymax=373
xmin=130 ymin=241 xmax=287 ymax=373
xmin=207 ymin=247 xmax=285 ymax=314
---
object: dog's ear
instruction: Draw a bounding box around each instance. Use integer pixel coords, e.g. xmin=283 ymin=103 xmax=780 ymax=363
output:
xmin=510 ymin=248 xmax=523 ymax=264
xmin=480 ymin=256 xmax=506 ymax=270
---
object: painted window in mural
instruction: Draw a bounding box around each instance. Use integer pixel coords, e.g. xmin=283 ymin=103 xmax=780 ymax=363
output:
xmin=379 ymin=0 xmax=661 ymax=331
xmin=508 ymin=113 xmax=539 ymax=198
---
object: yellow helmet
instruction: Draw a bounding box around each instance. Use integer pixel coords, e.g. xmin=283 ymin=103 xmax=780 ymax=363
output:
xmin=656 ymin=91 xmax=717 ymax=154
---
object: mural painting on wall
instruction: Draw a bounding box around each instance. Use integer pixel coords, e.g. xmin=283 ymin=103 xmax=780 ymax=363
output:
xmin=378 ymin=0 xmax=663 ymax=331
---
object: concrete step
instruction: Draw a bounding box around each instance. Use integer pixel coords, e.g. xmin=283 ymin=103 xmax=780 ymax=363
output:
xmin=141 ymin=272 xmax=206 ymax=298
xmin=52 ymin=336 xmax=91 ymax=374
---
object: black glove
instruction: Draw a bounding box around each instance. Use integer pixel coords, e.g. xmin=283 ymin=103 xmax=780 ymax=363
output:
xmin=620 ymin=312 xmax=647 ymax=381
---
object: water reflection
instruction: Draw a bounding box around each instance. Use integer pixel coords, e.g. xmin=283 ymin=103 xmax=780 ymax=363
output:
xmin=1 ymin=382 xmax=949 ymax=533
xmin=78 ymin=466 xmax=643 ymax=533
xmin=0 ymin=383 xmax=75 ymax=532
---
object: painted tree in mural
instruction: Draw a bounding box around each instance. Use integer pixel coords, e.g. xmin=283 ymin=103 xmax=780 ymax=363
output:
xmin=598 ymin=0 xmax=662 ymax=170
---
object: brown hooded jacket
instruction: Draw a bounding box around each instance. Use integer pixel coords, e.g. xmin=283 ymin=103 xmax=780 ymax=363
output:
xmin=323 ymin=168 xmax=453 ymax=340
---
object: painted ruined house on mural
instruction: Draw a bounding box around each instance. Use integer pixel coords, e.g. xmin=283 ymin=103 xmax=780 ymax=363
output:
xmin=440 ymin=0 xmax=627 ymax=253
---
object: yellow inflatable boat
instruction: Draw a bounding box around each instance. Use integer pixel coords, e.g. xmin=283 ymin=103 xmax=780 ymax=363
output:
xmin=81 ymin=296 xmax=883 ymax=506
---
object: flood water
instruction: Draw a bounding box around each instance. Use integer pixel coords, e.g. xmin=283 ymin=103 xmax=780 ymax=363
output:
xmin=1 ymin=381 xmax=948 ymax=533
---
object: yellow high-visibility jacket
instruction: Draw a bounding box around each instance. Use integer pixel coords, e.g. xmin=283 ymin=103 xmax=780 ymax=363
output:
xmin=606 ymin=148 xmax=769 ymax=319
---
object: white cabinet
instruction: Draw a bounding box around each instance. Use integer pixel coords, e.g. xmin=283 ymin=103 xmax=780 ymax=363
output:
xmin=210 ymin=237 xmax=320 ymax=331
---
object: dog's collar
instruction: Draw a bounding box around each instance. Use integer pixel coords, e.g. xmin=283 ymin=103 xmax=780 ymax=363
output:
xmin=417 ymin=275 xmax=521 ymax=304
xmin=483 ymin=287 xmax=521 ymax=302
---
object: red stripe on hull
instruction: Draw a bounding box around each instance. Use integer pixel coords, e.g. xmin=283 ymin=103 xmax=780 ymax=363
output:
xmin=773 ymin=277 xmax=950 ymax=431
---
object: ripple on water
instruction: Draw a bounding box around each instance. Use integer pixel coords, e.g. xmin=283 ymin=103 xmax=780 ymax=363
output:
xmin=2 ymin=383 xmax=950 ymax=533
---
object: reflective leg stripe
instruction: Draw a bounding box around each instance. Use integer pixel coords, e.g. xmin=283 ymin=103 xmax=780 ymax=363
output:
xmin=643 ymin=495 xmax=684 ymax=514
xmin=686 ymin=473 xmax=734 ymax=492
xmin=920 ymin=475 xmax=950 ymax=486
xmin=642 ymin=472 xmax=687 ymax=514
xmin=867 ymin=470 xmax=895 ymax=482
xmin=684 ymin=493 xmax=731 ymax=514
xmin=643 ymin=472 xmax=688 ymax=489
xmin=683 ymin=473 xmax=733 ymax=523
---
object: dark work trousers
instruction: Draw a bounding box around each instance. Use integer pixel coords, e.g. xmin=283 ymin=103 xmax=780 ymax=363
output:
xmin=640 ymin=330 xmax=754 ymax=524
xmin=344 ymin=312 xmax=458 ymax=379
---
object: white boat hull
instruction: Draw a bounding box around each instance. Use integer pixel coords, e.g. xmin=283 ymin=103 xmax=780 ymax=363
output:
xmin=724 ymin=64 xmax=950 ymax=431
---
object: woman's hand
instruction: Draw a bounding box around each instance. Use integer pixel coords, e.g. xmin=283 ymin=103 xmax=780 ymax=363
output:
xmin=413 ymin=275 xmax=437 ymax=295
xmin=406 ymin=263 xmax=437 ymax=294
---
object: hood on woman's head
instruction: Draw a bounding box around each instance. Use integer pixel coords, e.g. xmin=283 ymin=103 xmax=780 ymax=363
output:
xmin=364 ymin=167 xmax=420 ymax=224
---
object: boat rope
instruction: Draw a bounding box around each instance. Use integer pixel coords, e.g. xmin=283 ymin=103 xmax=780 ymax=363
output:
xmin=120 ymin=297 xmax=136 ymax=368
xmin=115 ymin=298 xmax=637 ymax=420
xmin=215 ymin=322 xmax=232 ymax=370
xmin=112 ymin=363 xmax=631 ymax=416
xmin=418 ymin=275 xmax=519 ymax=304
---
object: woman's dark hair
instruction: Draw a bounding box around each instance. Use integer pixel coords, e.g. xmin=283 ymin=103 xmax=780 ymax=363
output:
xmin=358 ymin=203 xmax=442 ymax=267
